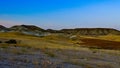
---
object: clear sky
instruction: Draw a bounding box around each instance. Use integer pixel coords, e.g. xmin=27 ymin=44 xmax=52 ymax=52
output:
xmin=0 ymin=0 xmax=120 ymax=29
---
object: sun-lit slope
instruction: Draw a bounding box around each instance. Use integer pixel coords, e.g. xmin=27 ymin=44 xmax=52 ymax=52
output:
xmin=0 ymin=32 xmax=35 ymax=38
xmin=96 ymin=34 xmax=120 ymax=42
xmin=22 ymin=34 xmax=82 ymax=50
xmin=77 ymin=34 xmax=120 ymax=42
xmin=0 ymin=32 xmax=120 ymax=50
xmin=0 ymin=32 xmax=81 ymax=50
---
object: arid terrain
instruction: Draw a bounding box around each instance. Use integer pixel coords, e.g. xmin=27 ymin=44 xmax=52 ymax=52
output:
xmin=0 ymin=25 xmax=120 ymax=68
xmin=0 ymin=31 xmax=120 ymax=68
xmin=1 ymin=0 xmax=120 ymax=68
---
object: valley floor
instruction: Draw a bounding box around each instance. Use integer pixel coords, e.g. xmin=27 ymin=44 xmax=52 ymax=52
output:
xmin=0 ymin=44 xmax=120 ymax=68
xmin=0 ymin=32 xmax=120 ymax=68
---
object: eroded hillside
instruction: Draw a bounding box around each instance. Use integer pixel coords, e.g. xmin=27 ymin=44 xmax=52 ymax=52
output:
xmin=60 ymin=28 xmax=120 ymax=36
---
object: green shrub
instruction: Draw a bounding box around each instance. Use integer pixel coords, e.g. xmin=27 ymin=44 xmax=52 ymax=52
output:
xmin=44 ymin=51 xmax=56 ymax=57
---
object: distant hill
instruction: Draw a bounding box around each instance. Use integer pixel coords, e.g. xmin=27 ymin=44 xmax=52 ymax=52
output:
xmin=9 ymin=25 xmax=48 ymax=36
xmin=60 ymin=28 xmax=120 ymax=36
xmin=0 ymin=25 xmax=120 ymax=36
xmin=0 ymin=25 xmax=6 ymax=29
xmin=10 ymin=25 xmax=45 ymax=32
xmin=46 ymin=29 xmax=62 ymax=33
xmin=0 ymin=25 xmax=48 ymax=36
xmin=0 ymin=25 xmax=9 ymax=32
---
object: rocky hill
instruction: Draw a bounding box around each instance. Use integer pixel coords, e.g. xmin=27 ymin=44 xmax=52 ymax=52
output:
xmin=0 ymin=25 xmax=120 ymax=36
xmin=0 ymin=25 xmax=9 ymax=32
xmin=60 ymin=28 xmax=120 ymax=36
xmin=10 ymin=25 xmax=45 ymax=32
xmin=0 ymin=25 xmax=48 ymax=36
xmin=9 ymin=25 xmax=47 ymax=36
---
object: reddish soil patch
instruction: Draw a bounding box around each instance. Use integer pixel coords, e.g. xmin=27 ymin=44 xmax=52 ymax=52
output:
xmin=80 ymin=38 xmax=120 ymax=50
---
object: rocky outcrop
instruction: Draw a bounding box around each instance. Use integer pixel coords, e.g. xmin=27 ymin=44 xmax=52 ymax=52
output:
xmin=60 ymin=28 xmax=120 ymax=36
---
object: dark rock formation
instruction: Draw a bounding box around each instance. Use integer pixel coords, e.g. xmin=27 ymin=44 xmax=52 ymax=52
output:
xmin=0 ymin=41 xmax=2 ymax=43
xmin=5 ymin=39 xmax=17 ymax=44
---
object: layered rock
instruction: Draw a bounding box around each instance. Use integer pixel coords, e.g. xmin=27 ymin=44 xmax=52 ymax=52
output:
xmin=0 ymin=24 xmax=120 ymax=36
xmin=60 ymin=28 xmax=120 ymax=36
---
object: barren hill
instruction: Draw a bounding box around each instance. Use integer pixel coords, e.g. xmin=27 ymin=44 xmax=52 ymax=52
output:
xmin=0 ymin=25 xmax=9 ymax=32
xmin=60 ymin=28 xmax=120 ymax=36
xmin=10 ymin=25 xmax=45 ymax=32
xmin=0 ymin=25 xmax=120 ymax=36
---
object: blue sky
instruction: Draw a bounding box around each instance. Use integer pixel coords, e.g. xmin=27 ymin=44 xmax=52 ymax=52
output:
xmin=0 ymin=0 xmax=120 ymax=29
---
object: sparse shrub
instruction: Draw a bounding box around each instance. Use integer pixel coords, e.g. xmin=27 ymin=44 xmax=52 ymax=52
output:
xmin=64 ymin=59 xmax=85 ymax=66
xmin=44 ymin=51 xmax=56 ymax=57
xmin=21 ymin=48 xmax=28 ymax=53
xmin=89 ymin=48 xmax=99 ymax=54
xmin=10 ymin=49 xmax=23 ymax=55
xmin=1 ymin=45 xmax=8 ymax=48
xmin=85 ymin=64 xmax=94 ymax=68
xmin=32 ymin=60 xmax=39 ymax=65
xmin=22 ymin=59 xmax=30 ymax=63
xmin=41 ymin=60 xmax=52 ymax=68
xmin=56 ymin=48 xmax=62 ymax=52
xmin=0 ymin=55 xmax=3 ymax=60
xmin=0 ymin=41 xmax=2 ymax=43
xmin=8 ymin=57 xmax=14 ymax=61
xmin=92 ymin=50 xmax=97 ymax=53
xmin=5 ymin=39 xmax=17 ymax=44
xmin=15 ymin=51 xmax=23 ymax=55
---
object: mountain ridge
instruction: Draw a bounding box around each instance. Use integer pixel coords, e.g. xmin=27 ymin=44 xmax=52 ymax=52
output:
xmin=60 ymin=28 xmax=120 ymax=36
xmin=0 ymin=25 xmax=120 ymax=36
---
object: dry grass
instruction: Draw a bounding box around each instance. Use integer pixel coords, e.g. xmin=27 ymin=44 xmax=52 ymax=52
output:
xmin=0 ymin=32 xmax=120 ymax=52
xmin=0 ymin=32 xmax=120 ymax=68
xmin=64 ymin=59 xmax=85 ymax=66
xmin=97 ymin=34 xmax=120 ymax=42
